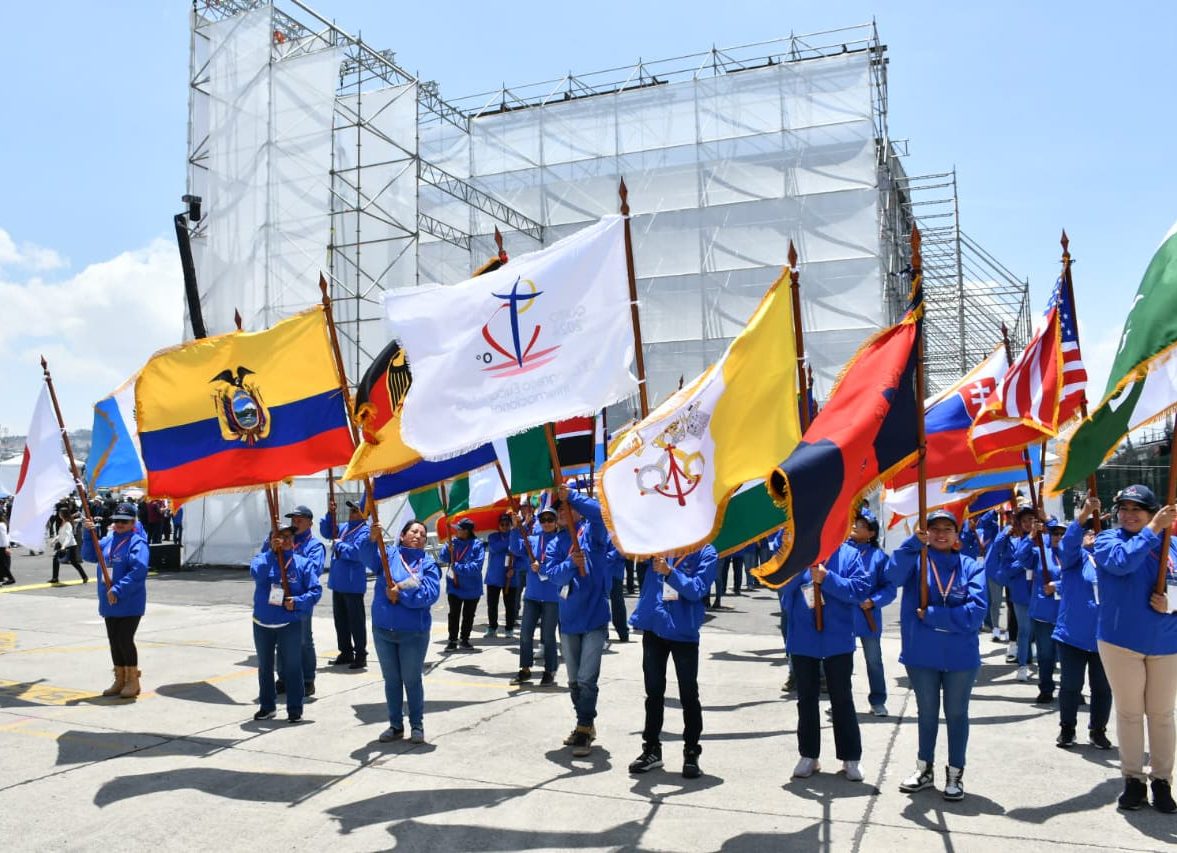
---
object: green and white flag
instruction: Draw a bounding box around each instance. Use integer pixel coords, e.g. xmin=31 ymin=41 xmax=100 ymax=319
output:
xmin=447 ymin=428 xmax=552 ymax=513
xmin=710 ymin=480 xmax=787 ymax=556
xmin=1050 ymin=222 xmax=1177 ymax=493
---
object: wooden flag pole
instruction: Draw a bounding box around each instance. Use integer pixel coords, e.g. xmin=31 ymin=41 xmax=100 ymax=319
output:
xmin=1157 ymin=429 xmax=1177 ymax=595
xmin=39 ymin=357 xmax=112 ymax=589
xmin=492 ymin=460 xmax=538 ymax=566
xmin=620 ymin=178 xmax=650 ymax=419
xmin=263 ymin=484 xmax=289 ymax=596
xmin=1060 ymin=230 xmax=1102 ymax=532
xmin=544 ymin=422 xmax=586 ymax=576
xmin=326 ymin=469 xmax=338 ymax=540
xmin=319 ymin=276 xmax=394 ymax=593
xmin=788 ymin=241 xmax=812 ymax=434
xmin=912 ymin=227 xmax=930 ymax=612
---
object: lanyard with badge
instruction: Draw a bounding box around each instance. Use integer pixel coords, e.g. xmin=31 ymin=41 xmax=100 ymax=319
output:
xmin=930 ymin=558 xmax=956 ymax=607
xmin=448 ymin=540 xmax=469 ymax=583
xmin=398 ymin=550 xmax=423 ymax=591
xmin=269 ymin=553 xmax=291 ymax=606
xmin=662 ymin=556 xmax=685 ymax=602
xmin=1086 ymin=552 xmax=1099 ymax=605
xmin=537 ymin=534 xmax=551 ymax=581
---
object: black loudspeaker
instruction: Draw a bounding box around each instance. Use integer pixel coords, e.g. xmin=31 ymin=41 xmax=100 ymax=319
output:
xmin=149 ymin=543 xmax=182 ymax=571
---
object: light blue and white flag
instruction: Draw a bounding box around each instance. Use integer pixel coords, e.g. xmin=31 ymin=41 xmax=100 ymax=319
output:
xmin=85 ymin=376 xmax=145 ymax=490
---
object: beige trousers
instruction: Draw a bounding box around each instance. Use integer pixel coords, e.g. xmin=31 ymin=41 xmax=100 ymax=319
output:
xmin=1099 ymin=640 xmax=1177 ymax=782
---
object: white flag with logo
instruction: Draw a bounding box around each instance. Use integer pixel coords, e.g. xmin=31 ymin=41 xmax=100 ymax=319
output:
xmin=385 ymin=215 xmax=636 ymax=459
xmin=9 ymin=385 xmax=75 ymax=546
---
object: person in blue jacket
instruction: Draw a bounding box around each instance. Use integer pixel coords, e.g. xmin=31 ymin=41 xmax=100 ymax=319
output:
xmin=484 ymin=513 xmax=518 ymax=639
xmin=1093 ymin=484 xmax=1177 ymax=813
xmin=1027 ymin=517 xmax=1066 ymax=703
xmin=606 ymin=534 xmax=630 ymax=642
xmin=81 ymin=502 xmax=149 ymax=699
xmin=848 ymin=511 xmax=895 ymax=717
xmin=990 ymin=505 xmax=1038 ymax=679
xmin=321 ymin=499 xmax=370 ymax=669
xmin=890 ymin=508 xmax=987 ymax=802
xmin=249 ymin=525 xmax=322 ymax=723
xmin=271 ymin=505 xmax=326 ymax=697
xmin=768 ymin=528 xmax=794 ymax=693
xmin=1054 ymin=495 xmax=1112 ymax=750
xmin=547 ymin=485 xmax=613 ymax=757
xmin=781 ymin=539 xmax=871 ymax=782
xmin=511 ymin=505 xmax=564 ymax=686
xmin=362 ymin=518 xmax=441 ymax=744
xmin=975 ymin=509 xmax=1005 ymax=642
xmin=627 ymin=545 xmax=718 ymax=779
xmin=440 ymin=518 xmax=485 ymax=651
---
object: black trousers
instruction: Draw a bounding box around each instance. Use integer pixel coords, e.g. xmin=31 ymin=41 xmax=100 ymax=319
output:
xmin=794 ymin=652 xmax=861 ymax=761
xmin=1006 ymin=590 xmax=1019 ymax=642
xmin=105 ymin=616 xmax=142 ymax=666
xmin=642 ymin=631 xmax=702 ymax=752
xmin=332 ymin=590 xmax=367 ymax=658
xmin=52 ymin=547 xmax=87 ymax=581
xmin=447 ymin=595 xmax=479 ymax=641
xmin=486 ymin=585 xmax=520 ymax=631
xmin=0 ymin=549 xmax=13 ymax=583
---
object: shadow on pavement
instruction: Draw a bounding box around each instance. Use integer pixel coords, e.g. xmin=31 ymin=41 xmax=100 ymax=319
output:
xmin=54 ymin=729 xmax=238 ymax=765
xmin=93 ymin=767 xmax=337 ymax=807
xmin=900 ymin=789 xmax=1006 ymax=827
xmin=719 ymin=821 xmax=825 ymax=852
xmin=384 ymin=816 xmax=649 ymax=850
xmin=327 ymin=786 xmax=524 ymax=834
xmin=155 ymin=680 xmax=246 ymax=705
xmin=350 ymin=698 xmax=494 ymax=725
xmin=1005 ymin=777 xmax=1120 ymax=823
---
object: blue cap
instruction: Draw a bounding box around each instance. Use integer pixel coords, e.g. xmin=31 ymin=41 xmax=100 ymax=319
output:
xmin=284 ymin=505 xmax=314 ymax=519
xmin=1114 ymin=484 xmax=1159 ymax=512
xmin=111 ymin=502 xmax=137 ymax=521
xmin=456 ymin=517 xmax=476 ymax=531
xmin=1046 ymin=516 xmax=1065 ymax=530
xmin=926 ymin=508 xmax=959 ymax=528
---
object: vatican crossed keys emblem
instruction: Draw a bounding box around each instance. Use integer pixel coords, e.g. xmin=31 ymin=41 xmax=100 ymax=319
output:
xmin=633 ymin=401 xmax=709 ymax=506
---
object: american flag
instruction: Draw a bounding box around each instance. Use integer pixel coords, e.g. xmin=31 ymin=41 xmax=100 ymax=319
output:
xmin=968 ymin=276 xmax=1087 ymax=460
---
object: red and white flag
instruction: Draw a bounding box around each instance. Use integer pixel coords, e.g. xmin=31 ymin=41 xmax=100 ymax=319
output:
xmin=9 ymin=385 xmax=75 ymax=546
xmin=969 ymin=277 xmax=1087 ymax=460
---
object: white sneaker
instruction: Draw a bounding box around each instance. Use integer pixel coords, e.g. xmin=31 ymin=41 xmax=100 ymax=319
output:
xmin=1016 ymin=666 xmax=1031 ymax=682
xmin=1006 ymin=641 xmax=1017 ymax=662
xmin=842 ymin=760 xmax=865 ymax=782
xmin=991 ymin=627 xmax=1002 ymax=641
xmin=870 ymin=704 xmax=888 ymax=717
xmin=792 ymin=757 xmax=820 ymax=778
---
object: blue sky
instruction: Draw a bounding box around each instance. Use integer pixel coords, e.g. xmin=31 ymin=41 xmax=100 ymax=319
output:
xmin=1 ymin=0 xmax=1173 ymax=434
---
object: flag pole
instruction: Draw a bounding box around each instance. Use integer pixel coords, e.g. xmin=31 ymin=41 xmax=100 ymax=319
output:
xmin=263 ymin=484 xmax=289 ymax=596
xmin=1158 ymin=428 xmax=1177 ymax=595
xmin=913 ymin=227 xmax=930 ymax=612
xmin=544 ymin=422 xmax=586 ymax=576
xmin=620 ymin=178 xmax=650 ymax=419
xmin=1060 ymin=230 xmax=1102 ymax=532
xmin=326 ymin=469 xmax=338 ymax=540
xmin=788 ymin=241 xmax=812 ymax=434
xmin=39 ymin=357 xmax=112 ymax=590
xmin=318 ymin=275 xmax=394 ymax=593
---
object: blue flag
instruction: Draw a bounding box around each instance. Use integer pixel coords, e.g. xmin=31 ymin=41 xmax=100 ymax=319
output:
xmin=85 ymin=378 xmax=145 ymax=490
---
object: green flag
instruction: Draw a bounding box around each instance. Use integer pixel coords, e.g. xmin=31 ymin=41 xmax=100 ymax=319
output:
xmin=710 ymin=480 xmax=787 ymax=556
xmin=1050 ymin=222 xmax=1177 ymax=493
xmin=448 ymin=427 xmax=551 ymax=513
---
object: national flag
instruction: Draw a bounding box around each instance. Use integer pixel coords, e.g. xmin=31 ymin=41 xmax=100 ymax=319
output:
xmin=968 ymin=488 xmax=1014 ymax=516
xmin=370 ymin=445 xmax=496 ymax=501
xmin=1050 ymin=221 xmax=1177 ymax=492
xmin=969 ymin=276 xmax=1087 ymax=460
xmin=599 ymin=267 xmax=800 ymax=556
xmin=385 ymin=215 xmax=637 ymax=459
xmin=947 ymin=449 xmax=1043 ymax=493
xmin=884 ymin=477 xmax=976 ymax=527
xmin=9 ymin=385 xmax=75 ymax=546
xmin=555 ymin=416 xmax=597 ymax=474
xmin=85 ymin=376 xmax=145 ymax=490
xmin=439 ymin=428 xmax=552 ymax=511
xmin=385 ymin=484 xmax=447 ymax=538
xmin=135 ymin=307 xmax=355 ymax=500
xmin=755 ymin=297 xmax=922 ymax=588
xmin=710 ymin=479 xmax=788 ymax=556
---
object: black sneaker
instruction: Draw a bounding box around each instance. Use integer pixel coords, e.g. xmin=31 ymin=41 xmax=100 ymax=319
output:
xmin=540 ymin=671 xmax=555 ymax=686
xmin=304 ymin=681 xmax=315 ymax=697
xmin=628 ymin=749 xmax=663 ymax=774
xmin=275 ymin=680 xmax=286 ymax=695
xmin=330 ymin=654 xmax=355 ymax=666
xmin=1090 ymin=729 xmax=1113 ymax=750
xmin=1153 ymin=779 xmax=1177 ymax=814
xmin=349 ymin=656 xmax=367 ymax=670
xmin=445 ymin=640 xmax=458 ymax=651
xmin=1035 ymin=692 xmax=1055 ymax=705
xmin=782 ymin=674 xmax=795 ymax=693
xmin=510 ymin=668 xmax=532 ymax=685
xmin=1056 ymin=725 xmax=1076 ymax=748
xmin=459 ymin=638 xmax=474 ymax=650
xmin=288 ymin=711 xmax=303 ymax=724
xmin=253 ymin=708 xmax=276 ymax=721
xmin=1118 ymin=777 xmax=1148 ymax=811
xmin=682 ymin=748 xmax=702 ymax=779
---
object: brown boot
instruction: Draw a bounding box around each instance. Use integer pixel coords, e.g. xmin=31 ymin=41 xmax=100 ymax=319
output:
xmin=120 ymin=668 xmax=141 ymax=698
xmin=102 ymin=666 xmax=126 ymax=697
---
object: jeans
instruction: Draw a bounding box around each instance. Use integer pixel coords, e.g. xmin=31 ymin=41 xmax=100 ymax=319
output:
xmin=1013 ymin=601 xmax=1032 ymax=665
xmin=1032 ymin=619 xmax=1057 ymax=695
xmin=277 ymin=614 xmax=317 ymax=684
xmin=486 ymin=585 xmax=520 ymax=631
xmin=1058 ymin=640 xmax=1112 ymax=731
xmin=906 ymin=665 xmax=978 ymax=768
xmin=859 ymin=635 xmax=887 ymax=706
xmin=609 ymin=578 xmax=629 ymax=640
xmin=985 ymin=579 xmax=1003 ymax=631
xmin=447 ymin=594 xmax=479 ymax=641
xmin=254 ymin=621 xmax=305 ymax=713
xmin=520 ymin=598 xmax=559 ymax=673
xmin=794 ymin=653 xmax=860 ymax=761
xmin=105 ymin=615 xmax=141 ymax=666
xmin=373 ymin=627 xmax=429 ymax=730
xmin=563 ymin=626 xmax=607 ymax=726
xmin=332 ymin=590 xmax=367 ymax=659
xmin=642 ymin=631 xmax=701 ymax=751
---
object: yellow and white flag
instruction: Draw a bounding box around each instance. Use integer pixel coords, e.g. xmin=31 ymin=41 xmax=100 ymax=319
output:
xmin=599 ymin=269 xmax=801 ymax=556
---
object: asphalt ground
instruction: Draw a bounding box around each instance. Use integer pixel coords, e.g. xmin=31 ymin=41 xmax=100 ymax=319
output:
xmin=0 ymin=549 xmax=1174 ymax=852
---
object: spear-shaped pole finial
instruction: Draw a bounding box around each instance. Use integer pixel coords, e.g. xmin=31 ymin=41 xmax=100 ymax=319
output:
xmin=234 ymin=309 xmax=243 ymax=332
xmin=911 ymin=224 xmax=922 ymax=275
xmin=787 ymin=239 xmax=797 ymax=270
xmin=619 ymin=177 xmax=630 ymax=217
xmin=494 ymin=226 xmax=506 ymax=263
xmin=1060 ymin=228 xmax=1070 ymax=257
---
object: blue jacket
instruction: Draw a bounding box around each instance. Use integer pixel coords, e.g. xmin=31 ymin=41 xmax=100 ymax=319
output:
xmin=1094 ymin=526 xmax=1177 ymax=655
xmin=439 ymin=536 xmax=485 ymax=600
xmin=262 ymin=528 xmax=326 ymax=579
xmin=522 ymin=529 xmax=565 ymax=603
xmin=546 ymin=492 xmax=612 ymax=634
xmin=318 ymin=513 xmax=340 ymax=542
xmin=848 ymin=541 xmax=895 ymax=638
xmin=1053 ymin=521 xmax=1098 ymax=652
xmin=81 ymin=528 xmax=149 ymax=618
xmin=325 ymin=520 xmax=370 ymax=594
xmin=629 ymin=546 xmax=718 ymax=643
xmin=958 ymin=520 xmax=981 ymax=560
xmin=249 ymin=549 xmax=322 ymax=624
xmin=888 ymin=535 xmax=987 ymax=671
xmin=989 ymin=528 xmax=1033 ymax=605
xmin=1028 ymin=539 xmax=1062 ymax=624
xmin=606 ymin=538 xmax=627 ymax=582
xmin=780 ymin=543 xmax=870 ymax=659
xmin=363 ymin=542 xmax=440 ymax=633
xmin=484 ymin=531 xmax=516 ymax=588
xmin=975 ymin=511 xmax=999 ymax=554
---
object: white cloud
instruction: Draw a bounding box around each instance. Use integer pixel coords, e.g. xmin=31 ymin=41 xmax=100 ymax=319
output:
xmin=0 ymin=228 xmax=68 ymax=272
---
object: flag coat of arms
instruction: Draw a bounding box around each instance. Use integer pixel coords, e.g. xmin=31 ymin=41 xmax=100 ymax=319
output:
xmin=1051 ymin=221 xmax=1177 ymax=492
xmin=384 ymin=215 xmax=637 ymax=460
xmin=9 ymin=385 xmax=76 ymax=546
xmin=340 ymin=338 xmax=418 ymax=480
xmin=135 ymin=307 xmax=355 ymax=500
xmin=599 ymin=268 xmax=800 ymax=556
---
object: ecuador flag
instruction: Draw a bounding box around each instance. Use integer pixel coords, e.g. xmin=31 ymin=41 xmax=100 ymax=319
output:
xmin=135 ymin=308 xmax=355 ymax=500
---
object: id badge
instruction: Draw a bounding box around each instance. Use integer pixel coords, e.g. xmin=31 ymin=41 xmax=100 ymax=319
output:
xmin=662 ymin=577 xmax=679 ymax=602
xmin=801 ymin=582 xmax=816 ymax=609
xmin=1092 ymin=581 xmax=1100 ymax=605
xmin=447 ymin=570 xmax=456 ymax=583
xmin=1025 ymin=569 xmax=1034 ymax=582
xmin=268 ymin=585 xmax=284 ymax=606
xmin=559 ymin=584 xmax=569 ymax=600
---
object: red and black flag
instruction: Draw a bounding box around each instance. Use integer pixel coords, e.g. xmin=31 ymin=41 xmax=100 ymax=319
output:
xmin=554 ymin=416 xmax=597 ymax=472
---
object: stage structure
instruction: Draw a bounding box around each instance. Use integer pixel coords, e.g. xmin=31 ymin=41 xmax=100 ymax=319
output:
xmin=181 ymin=0 xmax=1028 ymax=564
